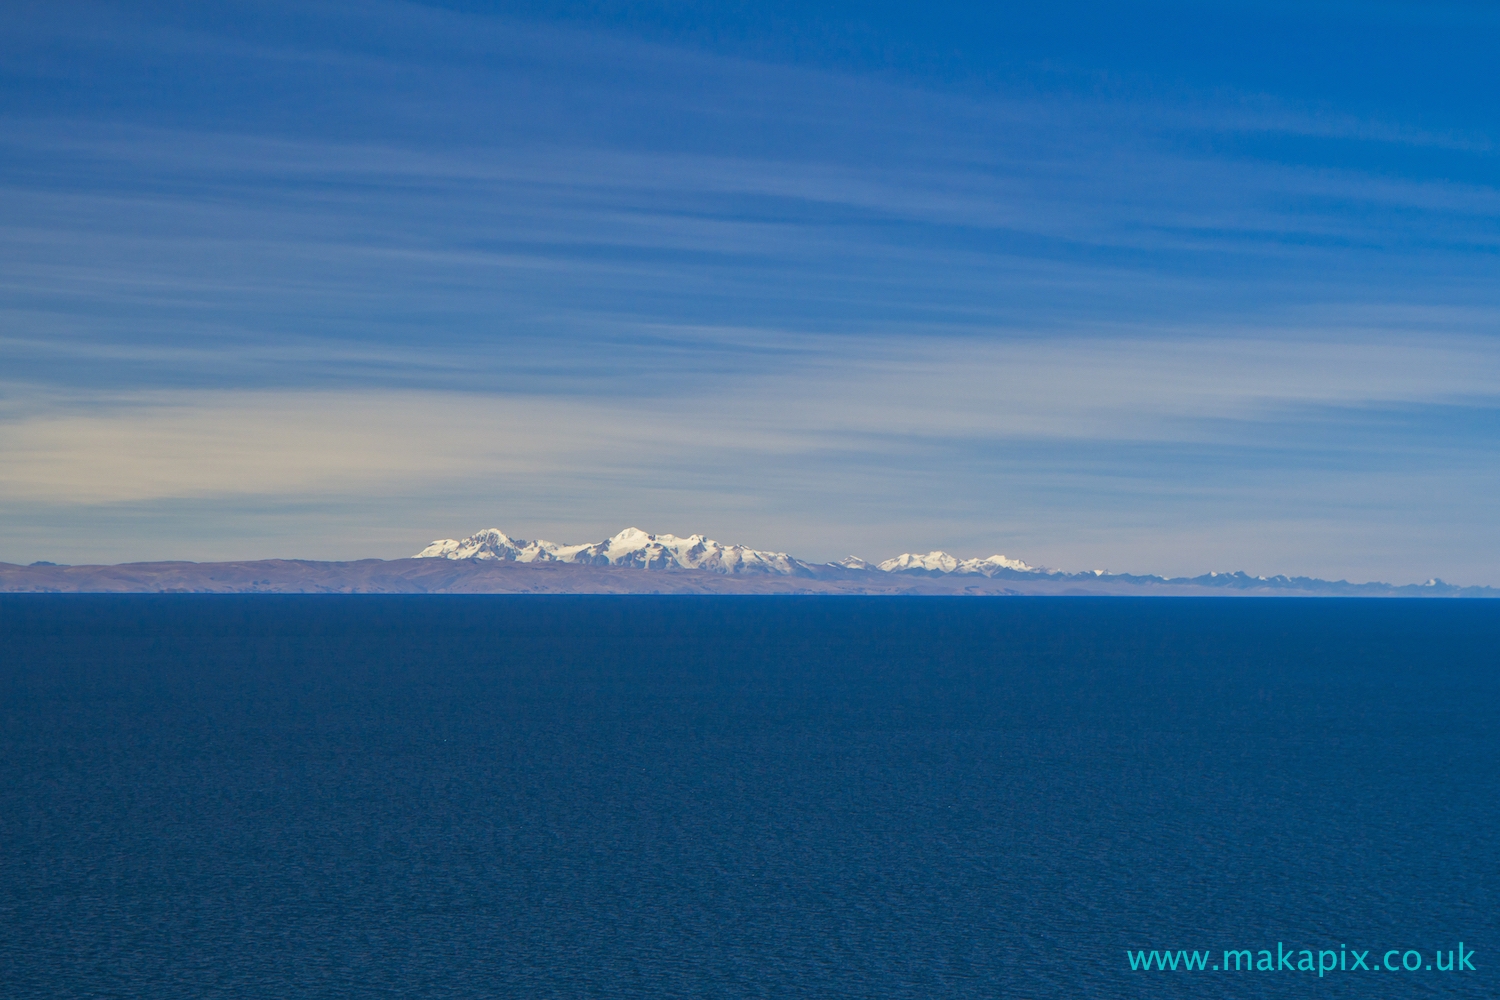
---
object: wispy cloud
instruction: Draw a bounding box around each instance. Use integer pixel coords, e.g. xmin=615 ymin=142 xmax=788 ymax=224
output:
xmin=5 ymin=327 xmax=1498 ymax=580
xmin=2 ymin=3 xmax=1498 ymax=580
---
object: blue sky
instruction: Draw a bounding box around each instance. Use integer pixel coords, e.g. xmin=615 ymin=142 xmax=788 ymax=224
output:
xmin=3 ymin=1 xmax=1499 ymax=581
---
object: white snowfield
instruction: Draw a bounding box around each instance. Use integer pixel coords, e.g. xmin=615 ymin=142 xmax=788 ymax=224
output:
xmin=876 ymin=551 xmax=1037 ymax=575
xmin=415 ymin=527 xmax=809 ymax=575
xmin=415 ymin=528 xmax=1046 ymax=577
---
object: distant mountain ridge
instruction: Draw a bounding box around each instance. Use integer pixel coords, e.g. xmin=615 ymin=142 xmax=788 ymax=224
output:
xmin=413 ymin=526 xmax=1493 ymax=596
xmin=415 ymin=527 xmax=810 ymax=575
xmin=0 ymin=526 xmax=1488 ymax=596
xmin=415 ymin=527 xmax=1044 ymax=578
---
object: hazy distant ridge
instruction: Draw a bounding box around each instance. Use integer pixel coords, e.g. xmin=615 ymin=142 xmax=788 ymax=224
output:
xmin=413 ymin=527 xmax=1493 ymax=596
xmin=415 ymin=527 xmax=813 ymax=575
xmin=415 ymin=527 xmax=1043 ymax=579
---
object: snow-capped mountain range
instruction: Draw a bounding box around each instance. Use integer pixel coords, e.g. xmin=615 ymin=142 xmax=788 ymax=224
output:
xmin=415 ymin=527 xmax=810 ymax=575
xmin=414 ymin=527 xmax=1045 ymax=578
xmin=407 ymin=526 xmax=1492 ymax=596
xmin=3 ymin=526 xmax=1488 ymax=596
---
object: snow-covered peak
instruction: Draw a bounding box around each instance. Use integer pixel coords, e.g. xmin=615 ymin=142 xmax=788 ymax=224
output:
xmin=416 ymin=527 xmax=1046 ymax=578
xmin=965 ymin=554 xmax=1039 ymax=574
xmin=414 ymin=529 xmax=521 ymax=560
xmin=415 ymin=527 xmax=810 ymax=576
xmin=602 ymin=527 xmax=655 ymax=557
xmin=413 ymin=529 xmax=594 ymax=564
xmin=878 ymin=550 xmax=1039 ymax=576
xmin=880 ymin=551 xmax=960 ymax=573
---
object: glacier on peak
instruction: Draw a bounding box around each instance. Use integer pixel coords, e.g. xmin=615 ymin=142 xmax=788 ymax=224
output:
xmin=876 ymin=550 xmax=1040 ymax=576
xmin=414 ymin=527 xmax=812 ymax=576
xmin=415 ymin=528 xmax=1046 ymax=578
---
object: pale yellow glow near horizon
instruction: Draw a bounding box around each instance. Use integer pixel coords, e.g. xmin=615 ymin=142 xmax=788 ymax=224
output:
xmin=3 ymin=331 xmax=1497 ymax=507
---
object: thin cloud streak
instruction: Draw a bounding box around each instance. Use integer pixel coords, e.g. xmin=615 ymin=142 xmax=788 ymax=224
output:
xmin=3 ymin=4 xmax=1499 ymax=579
xmin=4 ymin=330 xmax=1498 ymax=581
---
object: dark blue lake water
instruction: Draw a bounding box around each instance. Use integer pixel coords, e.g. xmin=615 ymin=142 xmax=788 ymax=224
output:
xmin=1 ymin=596 xmax=1495 ymax=998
